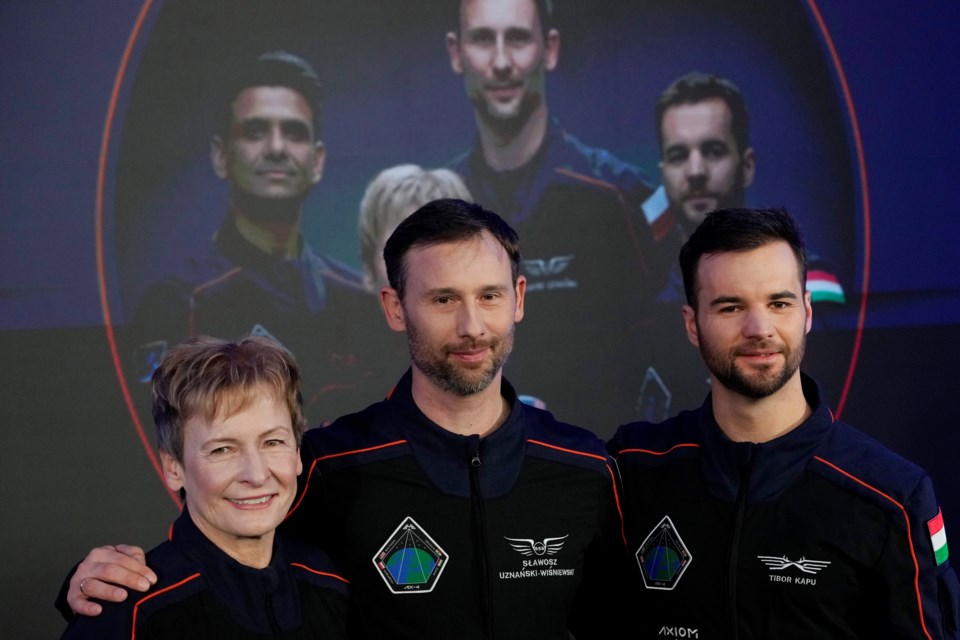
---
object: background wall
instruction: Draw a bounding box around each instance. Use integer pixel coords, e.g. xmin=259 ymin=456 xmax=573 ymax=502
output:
xmin=1 ymin=1 xmax=958 ymax=636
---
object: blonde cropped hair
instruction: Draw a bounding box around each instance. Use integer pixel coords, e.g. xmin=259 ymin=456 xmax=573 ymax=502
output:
xmin=152 ymin=336 xmax=306 ymax=462
xmin=358 ymin=164 xmax=472 ymax=285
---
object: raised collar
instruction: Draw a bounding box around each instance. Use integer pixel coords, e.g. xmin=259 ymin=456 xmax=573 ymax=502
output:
xmin=697 ymin=373 xmax=835 ymax=503
xmin=169 ymin=507 xmax=301 ymax=632
xmin=386 ymin=368 xmax=526 ymax=499
xmin=213 ymin=212 xmax=306 ymax=266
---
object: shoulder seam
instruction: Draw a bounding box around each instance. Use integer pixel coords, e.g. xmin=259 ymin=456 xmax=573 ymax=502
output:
xmin=131 ymin=572 xmax=202 ymax=638
xmin=617 ymin=443 xmax=700 ymax=457
xmin=527 ymin=438 xmax=606 ymax=462
xmin=290 ymin=562 xmax=350 ymax=585
xmin=813 ymin=456 xmax=932 ymax=640
xmin=553 ymin=167 xmax=620 ymax=194
xmin=286 ymin=439 xmax=408 ymax=519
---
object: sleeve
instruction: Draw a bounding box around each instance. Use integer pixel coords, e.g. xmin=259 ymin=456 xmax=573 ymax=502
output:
xmin=53 ymin=563 xmax=80 ymax=622
xmin=58 ymin=599 xmax=135 ymax=640
xmin=567 ymin=457 xmax=631 ymax=640
xmin=877 ymin=474 xmax=959 ymax=639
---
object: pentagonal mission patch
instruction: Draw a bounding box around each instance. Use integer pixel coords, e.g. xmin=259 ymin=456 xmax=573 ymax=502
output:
xmin=636 ymin=515 xmax=693 ymax=590
xmin=373 ymin=516 xmax=449 ymax=594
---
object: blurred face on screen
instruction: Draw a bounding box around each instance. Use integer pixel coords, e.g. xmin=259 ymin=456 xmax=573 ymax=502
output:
xmin=660 ymin=97 xmax=755 ymax=227
xmin=447 ymin=0 xmax=559 ymax=133
xmin=212 ymin=86 xmax=325 ymax=204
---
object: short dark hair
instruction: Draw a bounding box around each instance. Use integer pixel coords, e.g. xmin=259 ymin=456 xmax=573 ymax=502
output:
xmin=216 ymin=50 xmax=323 ymax=139
xmin=533 ymin=0 xmax=555 ymax=35
xmin=656 ymin=72 xmax=750 ymax=155
xmin=383 ymin=198 xmax=522 ymax=300
xmin=679 ymin=207 xmax=807 ymax=308
xmin=152 ymin=336 xmax=306 ymax=463
xmin=455 ymin=0 xmax=555 ymax=39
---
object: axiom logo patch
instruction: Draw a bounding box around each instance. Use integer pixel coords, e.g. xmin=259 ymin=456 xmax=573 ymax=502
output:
xmin=373 ymin=517 xmax=448 ymax=594
xmin=636 ymin=515 xmax=692 ymax=590
xmin=758 ymin=555 xmax=831 ymax=586
xmin=499 ymin=534 xmax=575 ymax=580
xmin=658 ymin=626 xmax=699 ymax=638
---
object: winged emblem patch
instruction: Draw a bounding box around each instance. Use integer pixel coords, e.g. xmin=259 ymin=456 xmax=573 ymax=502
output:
xmin=504 ymin=535 xmax=569 ymax=556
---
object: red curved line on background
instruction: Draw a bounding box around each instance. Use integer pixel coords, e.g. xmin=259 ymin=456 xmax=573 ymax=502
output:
xmin=96 ymin=0 xmax=181 ymax=508
xmin=807 ymin=0 xmax=871 ymax=420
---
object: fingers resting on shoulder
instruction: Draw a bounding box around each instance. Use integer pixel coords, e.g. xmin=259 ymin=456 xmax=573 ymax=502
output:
xmin=67 ymin=544 xmax=157 ymax=616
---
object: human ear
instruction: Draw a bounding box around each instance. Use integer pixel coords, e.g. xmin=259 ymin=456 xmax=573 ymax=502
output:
xmin=310 ymin=141 xmax=326 ymax=184
xmin=682 ymin=305 xmax=700 ymax=348
xmin=741 ymin=146 xmax=756 ymax=188
xmin=210 ymin=136 xmax=230 ymax=181
xmin=380 ymin=287 xmax=407 ymax=333
xmin=446 ymin=32 xmax=464 ymax=74
xmin=543 ymin=29 xmax=560 ymax=71
xmin=513 ymin=275 xmax=526 ymax=323
xmin=160 ymin=451 xmax=185 ymax=493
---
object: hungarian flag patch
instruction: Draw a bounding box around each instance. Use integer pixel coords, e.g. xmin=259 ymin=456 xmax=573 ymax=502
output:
xmin=928 ymin=508 xmax=949 ymax=565
xmin=806 ymin=270 xmax=846 ymax=304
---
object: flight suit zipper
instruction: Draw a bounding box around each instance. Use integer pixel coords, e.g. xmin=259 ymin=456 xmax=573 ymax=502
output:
xmin=468 ymin=434 xmax=493 ymax=640
xmin=728 ymin=444 xmax=755 ymax=640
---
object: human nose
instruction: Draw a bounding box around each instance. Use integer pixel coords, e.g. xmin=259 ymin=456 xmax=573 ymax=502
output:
xmin=686 ymin=150 xmax=706 ymax=178
xmin=265 ymin=125 xmax=286 ymax=157
xmin=238 ymin=449 xmax=270 ymax=486
xmin=492 ymin=37 xmax=511 ymax=74
xmin=742 ymin=307 xmax=774 ymax=339
xmin=457 ymin=301 xmax=485 ymax=338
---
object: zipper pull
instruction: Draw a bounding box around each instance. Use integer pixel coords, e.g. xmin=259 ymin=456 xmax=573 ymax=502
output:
xmin=468 ymin=434 xmax=481 ymax=467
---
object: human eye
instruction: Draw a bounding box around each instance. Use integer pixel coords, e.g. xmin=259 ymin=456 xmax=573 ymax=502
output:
xmin=282 ymin=121 xmax=311 ymax=142
xmin=263 ymin=438 xmax=289 ymax=449
xmin=664 ymin=146 xmax=689 ymax=166
xmin=207 ymin=445 xmax=233 ymax=457
xmin=506 ymin=29 xmax=533 ymax=46
xmin=238 ymin=120 xmax=268 ymax=141
xmin=701 ymin=141 xmax=730 ymax=160
xmin=469 ymin=29 xmax=495 ymax=46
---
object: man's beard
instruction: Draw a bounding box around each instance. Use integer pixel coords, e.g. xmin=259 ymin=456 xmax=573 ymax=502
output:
xmin=677 ymin=164 xmax=747 ymax=230
xmin=472 ymin=88 xmax=542 ymax=141
xmin=406 ymin=321 xmax=514 ymax=397
xmin=717 ymin=168 xmax=747 ymax=209
xmin=698 ymin=324 xmax=805 ymax=399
